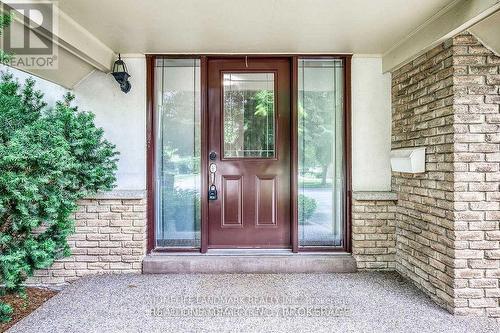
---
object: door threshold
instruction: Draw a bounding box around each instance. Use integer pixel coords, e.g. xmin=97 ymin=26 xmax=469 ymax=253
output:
xmin=208 ymin=249 xmax=294 ymax=255
xmin=150 ymin=249 xmax=351 ymax=256
xmin=143 ymin=251 xmax=356 ymax=273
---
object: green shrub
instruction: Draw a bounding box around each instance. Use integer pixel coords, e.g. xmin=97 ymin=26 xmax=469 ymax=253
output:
xmin=0 ymin=302 xmax=12 ymax=323
xmin=0 ymin=74 xmax=118 ymax=322
xmin=298 ymin=194 xmax=317 ymax=223
xmin=0 ymin=13 xmax=12 ymax=64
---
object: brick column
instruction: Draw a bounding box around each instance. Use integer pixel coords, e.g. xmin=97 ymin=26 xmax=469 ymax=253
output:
xmin=452 ymin=32 xmax=500 ymax=317
xmin=391 ymin=32 xmax=499 ymax=317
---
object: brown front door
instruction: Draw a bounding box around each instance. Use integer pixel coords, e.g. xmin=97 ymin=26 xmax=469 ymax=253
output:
xmin=207 ymin=57 xmax=291 ymax=248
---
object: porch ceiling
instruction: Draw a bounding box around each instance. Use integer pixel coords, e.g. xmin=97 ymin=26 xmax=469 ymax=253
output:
xmin=5 ymin=0 xmax=500 ymax=87
xmin=57 ymin=0 xmax=454 ymax=55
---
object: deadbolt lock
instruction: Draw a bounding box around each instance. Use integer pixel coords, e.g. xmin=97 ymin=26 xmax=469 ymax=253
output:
xmin=208 ymin=184 xmax=218 ymax=200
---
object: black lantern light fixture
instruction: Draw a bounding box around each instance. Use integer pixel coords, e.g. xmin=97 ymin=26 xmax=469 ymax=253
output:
xmin=111 ymin=54 xmax=131 ymax=93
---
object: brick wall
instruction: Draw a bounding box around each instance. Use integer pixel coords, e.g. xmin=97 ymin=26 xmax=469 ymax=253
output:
xmin=28 ymin=194 xmax=147 ymax=285
xmin=352 ymin=198 xmax=397 ymax=270
xmin=391 ymin=37 xmax=457 ymax=312
xmin=452 ymin=32 xmax=500 ymax=317
xmin=391 ymin=32 xmax=499 ymax=317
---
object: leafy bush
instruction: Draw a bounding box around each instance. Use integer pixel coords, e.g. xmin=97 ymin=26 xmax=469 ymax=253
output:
xmin=0 ymin=302 xmax=12 ymax=323
xmin=0 ymin=14 xmax=12 ymax=64
xmin=0 ymin=74 xmax=118 ymax=322
xmin=298 ymin=194 xmax=317 ymax=223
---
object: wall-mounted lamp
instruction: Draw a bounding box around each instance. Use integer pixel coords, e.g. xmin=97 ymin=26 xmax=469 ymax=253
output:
xmin=111 ymin=54 xmax=131 ymax=93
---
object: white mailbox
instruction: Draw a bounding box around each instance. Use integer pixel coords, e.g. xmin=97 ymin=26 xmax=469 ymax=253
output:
xmin=390 ymin=147 xmax=426 ymax=173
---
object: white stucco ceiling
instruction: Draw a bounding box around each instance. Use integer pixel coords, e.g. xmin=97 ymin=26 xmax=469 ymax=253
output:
xmin=57 ymin=0 xmax=456 ymax=54
xmin=6 ymin=0 xmax=499 ymax=87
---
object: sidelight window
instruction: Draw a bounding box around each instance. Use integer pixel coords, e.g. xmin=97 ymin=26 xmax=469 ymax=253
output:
xmin=154 ymin=58 xmax=201 ymax=248
xmin=298 ymin=58 xmax=345 ymax=248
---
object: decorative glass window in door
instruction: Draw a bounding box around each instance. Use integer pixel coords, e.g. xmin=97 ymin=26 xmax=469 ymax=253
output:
xmin=223 ymin=73 xmax=275 ymax=158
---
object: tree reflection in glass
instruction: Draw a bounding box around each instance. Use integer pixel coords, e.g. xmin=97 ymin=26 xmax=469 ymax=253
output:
xmin=154 ymin=58 xmax=201 ymax=248
xmin=223 ymin=73 xmax=275 ymax=158
xmin=298 ymin=59 xmax=344 ymax=247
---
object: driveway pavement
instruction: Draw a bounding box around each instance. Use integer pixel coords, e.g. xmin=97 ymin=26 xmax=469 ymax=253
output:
xmin=8 ymin=272 xmax=499 ymax=333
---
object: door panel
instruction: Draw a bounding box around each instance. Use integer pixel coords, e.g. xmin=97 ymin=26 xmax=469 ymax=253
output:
xmin=256 ymin=176 xmax=277 ymax=227
xmin=208 ymin=58 xmax=291 ymax=248
xmin=222 ymin=176 xmax=243 ymax=228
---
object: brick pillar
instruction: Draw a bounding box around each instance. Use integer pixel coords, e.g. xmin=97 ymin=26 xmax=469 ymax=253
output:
xmin=391 ymin=32 xmax=499 ymax=317
xmin=452 ymin=32 xmax=500 ymax=317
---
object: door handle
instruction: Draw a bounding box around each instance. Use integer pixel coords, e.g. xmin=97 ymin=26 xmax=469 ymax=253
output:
xmin=208 ymin=162 xmax=217 ymax=200
xmin=210 ymin=163 xmax=216 ymax=185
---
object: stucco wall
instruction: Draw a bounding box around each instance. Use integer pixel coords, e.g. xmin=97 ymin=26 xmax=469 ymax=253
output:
xmin=0 ymin=57 xmax=146 ymax=191
xmin=73 ymin=57 xmax=146 ymax=191
xmin=2 ymin=56 xmax=391 ymax=192
xmin=0 ymin=64 xmax=68 ymax=107
xmin=351 ymin=56 xmax=392 ymax=191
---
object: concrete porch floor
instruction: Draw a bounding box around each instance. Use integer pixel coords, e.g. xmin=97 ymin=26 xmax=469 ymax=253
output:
xmin=9 ymin=272 xmax=499 ymax=333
